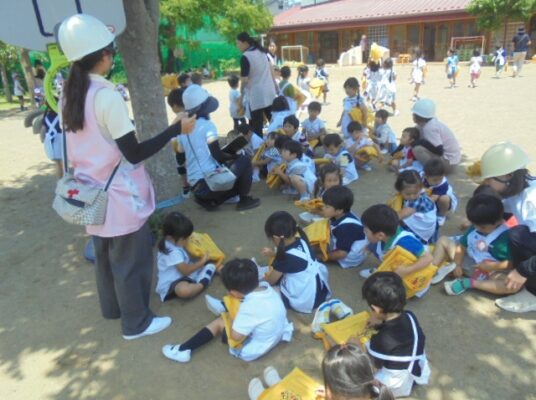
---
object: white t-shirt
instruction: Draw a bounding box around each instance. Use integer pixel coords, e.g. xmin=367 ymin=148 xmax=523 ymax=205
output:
xmin=412 ymin=58 xmax=426 ymax=83
xmin=156 ymin=241 xmax=200 ymax=301
xmin=229 ymin=88 xmax=242 ymax=119
xmin=375 ymin=123 xmax=397 ymax=145
xmin=267 ymin=110 xmax=292 ymax=133
xmin=470 ymin=56 xmax=483 ymax=73
xmin=90 ymin=74 xmax=135 ymax=140
xmin=231 ymin=282 xmax=293 ymax=361
xmin=346 ymin=136 xmax=374 ymax=151
xmin=302 ymin=117 xmax=325 ymax=139
xmin=503 ymin=181 xmax=536 ymax=233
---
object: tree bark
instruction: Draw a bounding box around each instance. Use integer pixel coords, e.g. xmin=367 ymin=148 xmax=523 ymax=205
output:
xmin=117 ymin=0 xmax=178 ymax=202
xmin=19 ymin=49 xmax=36 ymax=108
xmin=0 ymin=63 xmax=12 ymax=103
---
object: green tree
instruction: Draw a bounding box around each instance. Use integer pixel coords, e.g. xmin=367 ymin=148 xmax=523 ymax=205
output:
xmin=0 ymin=41 xmax=19 ymax=102
xmin=468 ymin=0 xmax=536 ymax=46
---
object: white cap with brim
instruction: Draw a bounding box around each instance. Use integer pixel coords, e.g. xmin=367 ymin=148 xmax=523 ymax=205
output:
xmin=183 ymin=84 xmax=219 ymax=115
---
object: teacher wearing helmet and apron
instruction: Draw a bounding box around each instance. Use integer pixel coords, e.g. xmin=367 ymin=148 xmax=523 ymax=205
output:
xmin=480 ymin=142 xmax=536 ymax=313
xmin=57 ymin=14 xmax=194 ymax=339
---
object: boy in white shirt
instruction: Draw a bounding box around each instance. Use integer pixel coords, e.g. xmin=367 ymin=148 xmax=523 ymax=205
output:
xmin=301 ymin=101 xmax=327 ymax=151
xmin=227 ymin=74 xmax=246 ymax=130
xmin=323 ymin=133 xmax=359 ymax=185
xmin=371 ymin=109 xmax=397 ymax=154
xmin=162 ymin=258 xmax=293 ymax=363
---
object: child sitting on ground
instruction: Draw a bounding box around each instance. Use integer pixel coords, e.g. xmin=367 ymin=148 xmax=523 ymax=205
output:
xmin=227 ymin=74 xmax=246 ymax=130
xmin=323 ymin=133 xmax=359 ymax=185
xmin=272 ymin=140 xmax=316 ymax=201
xmin=283 ymin=114 xmax=307 ymax=149
xmin=431 ymin=194 xmax=515 ymax=296
xmin=360 ymin=205 xmax=433 ymax=285
xmin=156 ymin=212 xmax=216 ymax=302
xmin=337 ymin=77 xmax=368 ymax=139
xmin=162 ymin=258 xmax=293 ymax=363
xmin=267 ymin=96 xmax=293 ymax=133
xmin=346 ymin=121 xmax=383 ymax=171
xmin=395 ymin=170 xmax=438 ymax=244
xmin=253 ymin=131 xmax=283 ymax=175
xmin=302 ymin=101 xmax=327 ymax=151
xmin=390 ymin=127 xmax=421 ymax=173
xmin=322 ymin=185 xmax=368 ymax=269
xmin=422 ymin=159 xmax=458 ymax=226
xmin=261 ymin=211 xmax=331 ymax=313
xmin=299 ymin=163 xmax=343 ymax=225
xmin=371 ymin=109 xmax=397 ymax=154
xmin=322 ymin=343 xmax=395 ymax=400
xmin=362 ymin=272 xmax=430 ymax=397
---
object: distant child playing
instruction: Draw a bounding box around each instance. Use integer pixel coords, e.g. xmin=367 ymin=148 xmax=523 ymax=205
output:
xmin=314 ymin=58 xmax=329 ymax=103
xmin=469 ymin=50 xmax=483 ymax=88
xmin=262 ymin=211 xmax=331 ymax=313
xmin=410 ymin=49 xmax=426 ymax=101
xmin=445 ymin=48 xmax=459 ymax=88
xmin=162 ymin=258 xmax=293 ymax=363
xmin=322 ymin=185 xmax=368 ymax=269
xmin=337 ymin=77 xmax=368 ymax=138
xmin=227 ymin=74 xmax=246 ymax=129
xmin=156 ymin=212 xmax=216 ymax=302
xmin=376 ymin=57 xmax=398 ymax=116
xmin=362 ymin=272 xmax=430 ymax=397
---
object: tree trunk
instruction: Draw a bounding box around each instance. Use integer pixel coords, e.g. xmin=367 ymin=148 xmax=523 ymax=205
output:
xmin=0 ymin=63 xmax=13 ymax=103
xmin=19 ymin=49 xmax=36 ymax=108
xmin=117 ymin=0 xmax=178 ymax=202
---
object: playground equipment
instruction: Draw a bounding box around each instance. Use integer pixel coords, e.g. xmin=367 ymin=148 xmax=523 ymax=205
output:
xmin=281 ymin=45 xmax=309 ymax=64
xmin=0 ymin=0 xmax=126 ymax=112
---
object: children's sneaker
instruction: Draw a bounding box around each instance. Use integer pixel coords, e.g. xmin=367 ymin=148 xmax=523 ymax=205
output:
xmin=123 ymin=316 xmax=172 ymax=340
xmin=495 ymin=289 xmax=536 ymax=313
xmin=263 ymin=366 xmax=282 ymax=387
xmin=248 ymin=377 xmax=265 ymax=400
xmin=444 ymin=278 xmax=471 ymax=295
xmin=330 ymin=299 xmax=353 ymax=320
xmin=431 ymin=262 xmax=457 ymax=285
xmin=359 ymin=267 xmax=377 ymax=279
xmin=196 ymin=263 xmax=216 ymax=285
xmin=361 ymin=164 xmax=372 ymax=171
xmin=311 ymin=300 xmax=332 ymax=338
xmin=437 ymin=215 xmax=447 ymax=226
xmin=162 ymin=344 xmax=191 ymax=363
xmin=205 ymin=294 xmax=226 ymax=315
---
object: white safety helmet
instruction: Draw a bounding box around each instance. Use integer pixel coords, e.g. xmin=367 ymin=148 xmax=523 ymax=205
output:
xmin=480 ymin=142 xmax=530 ymax=179
xmin=411 ymin=98 xmax=436 ymax=119
xmin=58 ymin=14 xmax=115 ymax=62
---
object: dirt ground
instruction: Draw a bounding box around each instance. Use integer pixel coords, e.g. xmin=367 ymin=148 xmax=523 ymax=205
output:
xmin=1 ymin=62 xmax=536 ymax=400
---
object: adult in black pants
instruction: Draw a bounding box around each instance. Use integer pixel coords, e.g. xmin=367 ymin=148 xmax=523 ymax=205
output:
xmin=176 ymin=84 xmax=260 ymax=211
xmin=480 ymin=142 xmax=536 ymax=313
xmin=237 ymin=32 xmax=278 ymax=138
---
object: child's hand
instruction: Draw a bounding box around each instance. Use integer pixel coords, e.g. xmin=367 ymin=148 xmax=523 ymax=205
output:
xmin=261 ymin=247 xmax=276 ymax=258
xmin=367 ymin=314 xmax=383 ymax=328
xmin=200 ymin=253 xmax=210 ymax=264
xmin=395 ymin=266 xmax=410 ymax=277
xmin=453 ymin=265 xmax=463 ymax=278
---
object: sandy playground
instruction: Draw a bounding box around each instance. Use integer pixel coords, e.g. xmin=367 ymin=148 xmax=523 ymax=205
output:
xmin=1 ymin=62 xmax=536 ymax=400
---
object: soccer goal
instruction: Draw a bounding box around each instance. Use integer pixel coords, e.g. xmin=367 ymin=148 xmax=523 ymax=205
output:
xmin=281 ymin=45 xmax=309 ymax=64
xmin=450 ymin=36 xmax=486 ymax=60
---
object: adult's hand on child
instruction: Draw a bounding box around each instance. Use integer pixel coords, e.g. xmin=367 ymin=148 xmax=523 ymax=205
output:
xmin=505 ymin=269 xmax=527 ymax=291
xmin=178 ymin=114 xmax=196 ymax=134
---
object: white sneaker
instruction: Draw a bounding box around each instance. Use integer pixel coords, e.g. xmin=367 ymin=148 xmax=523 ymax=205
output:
xmin=252 ymin=175 xmax=261 ymax=183
xmin=431 ymin=262 xmax=457 ymax=285
xmin=330 ymin=299 xmax=353 ymax=320
xmin=394 ymin=110 xmax=400 ymax=116
xmin=311 ymin=300 xmax=332 ymax=337
xmin=248 ymin=377 xmax=265 ymax=400
xmin=359 ymin=267 xmax=377 ymax=279
xmin=205 ymin=294 xmax=226 ymax=315
xmin=437 ymin=215 xmax=447 ymax=226
xmin=224 ymin=195 xmax=240 ymax=204
xmin=495 ymin=289 xmax=536 ymax=313
xmin=196 ymin=263 xmax=216 ymax=284
xmin=361 ymin=164 xmax=372 ymax=171
xmin=263 ymin=366 xmax=282 ymax=387
xmin=162 ymin=344 xmax=191 ymax=363
xmin=123 ymin=316 xmax=172 ymax=340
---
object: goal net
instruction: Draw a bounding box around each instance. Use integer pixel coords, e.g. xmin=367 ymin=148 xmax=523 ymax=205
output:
xmin=450 ymin=36 xmax=486 ymax=60
xmin=281 ymin=45 xmax=309 ymax=64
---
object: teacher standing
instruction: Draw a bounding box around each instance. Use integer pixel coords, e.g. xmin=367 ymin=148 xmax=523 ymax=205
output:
xmin=58 ymin=14 xmax=193 ymax=339
xmin=237 ymin=32 xmax=277 ymax=138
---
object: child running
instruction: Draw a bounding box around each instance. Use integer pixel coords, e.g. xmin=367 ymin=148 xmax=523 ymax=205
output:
xmin=431 ymin=194 xmax=515 ymax=296
xmin=422 ymin=158 xmax=458 ymax=226
xmin=469 ymin=50 xmax=483 ymax=88
xmin=162 ymin=258 xmax=293 ymax=363
xmin=337 ymin=77 xmax=368 ymax=138
xmin=262 ymin=211 xmax=331 ymax=313
xmin=445 ymin=48 xmax=459 ymax=88
xmin=322 ymin=185 xmax=368 ymax=269
xmin=156 ymin=212 xmax=217 ymax=302
xmin=362 ymin=272 xmax=430 ymax=397
xmin=376 ymin=58 xmax=398 ymax=116
xmin=410 ymin=49 xmax=426 ymax=101
xmin=395 ymin=170 xmax=438 ymax=244
xmin=323 ymin=133 xmax=359 ymax=185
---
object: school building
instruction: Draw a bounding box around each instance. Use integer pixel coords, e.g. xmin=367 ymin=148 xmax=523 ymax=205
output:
xmin=270 ymin=0 xmax=536 ymax=63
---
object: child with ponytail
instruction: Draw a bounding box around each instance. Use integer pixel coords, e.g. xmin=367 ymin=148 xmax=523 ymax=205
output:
xmin=262 ymin=211 xmax=331 ymax=313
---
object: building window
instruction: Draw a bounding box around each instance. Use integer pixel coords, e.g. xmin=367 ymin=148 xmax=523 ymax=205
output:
xmin=407 ymin=24 xmax=421 ymax=52
xmin=368 ymin=25 xmax=389 ymax=48
xmin=466 ymin=21 xmax=478 ymax=36
xmin=453 ymin=22 xmax=464 ymax=37
xmin=391 ymin=25 xmax=406 ymax=55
